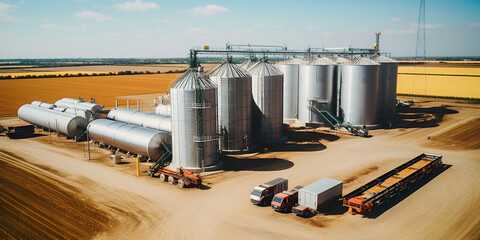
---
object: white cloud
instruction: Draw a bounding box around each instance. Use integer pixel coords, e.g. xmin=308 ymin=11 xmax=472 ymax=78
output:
xmin=256 ymin=24 xmax=285 ymax=29
xmin=74 ymin=10 xmax=112 ymax=21
xmin=114 ymin=0 xmax=159 ymax=11
xmin=0 ymin=2 xmax=24 ymax=22
xmin=410 ymin=23 xmax=445 ymax=29
xmin=42 ymin=23 xmax=92 ymax=32
xmin=157 ymin=19 xmax=177 ymax=24
xmin=390 ymin=17 xmax=403 ymax=22
xmin=469 ymin=22 xmax=480 ymax=27
xmin=189 ymin=4 xmax=229 ymax=17
xmin=306 ymin=25 xmax=322 ymax=30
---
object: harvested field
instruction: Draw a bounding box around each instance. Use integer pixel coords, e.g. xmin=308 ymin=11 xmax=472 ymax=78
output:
xmin=429 ymin=117 xmax=480 ymax=150
xmin=0 ymin=150 xmax=110 ymax=239
xmin=0 ymin=74 xmax=179 ymax=115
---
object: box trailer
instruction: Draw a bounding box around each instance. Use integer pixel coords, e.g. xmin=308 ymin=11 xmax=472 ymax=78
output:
xmin=293 ymin=178 xmax=343 ymax=217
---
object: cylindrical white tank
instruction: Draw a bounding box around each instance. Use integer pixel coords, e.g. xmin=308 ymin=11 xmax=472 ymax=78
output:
xmin=209 ymin=61 xmax=252 ymax=152
xmin=55 ymin=99 xmax=103 ymax=114
xmin=340 ymin=58 xmax=380 ymax=125
xmin=107 ymin=107 xmax=171 ymax=133
xmin=372 ymin=55 xmax=398 ymax=120
xmin=155 ymin=104 xmax=171 ymax=116
xmin=31 ymin=101 xmax=56 ymax=110
xmin=87 ymin=119 xmax=171 ymax=161
xmin=248 ymin=61 xmax=285 ymax=144
xmin=18 ymin=104 xmax=87 ymax=137
xmin=170 ymin=69 xmax=218 ymax=171
xmin=298 ymin=57 xmax=337 ymax=124
xmin=276 ymin=57 xmax=305 ymax=120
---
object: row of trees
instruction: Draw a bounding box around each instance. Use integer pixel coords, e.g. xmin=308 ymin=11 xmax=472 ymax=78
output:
xmin=0 ymin=69 xmax=187 ymax=79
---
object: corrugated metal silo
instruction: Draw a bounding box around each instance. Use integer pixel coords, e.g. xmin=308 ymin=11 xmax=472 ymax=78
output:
xmin=276 ymin=57 xmax=305 ymax=121
xmin=372 ymin=55 xmax=398 ymax=120
xmin=340 ymin=57 xmax=380 ymax=125
xmin=170 ymin=69 xmax=218 ymax=171
xmin=298 ymin=57 xmax=337 ymax=124
xmin=107 ymin=107 xmax=172 ymax=133
xmin=209 ymin=61 xmax=252 ymax=152
xmin=239 ymin=59 xmax=257 ymax=71
xmin=87 ymin=119 xmax=171 ymax=161
xmin=247 ymin=61 xmax=285 ymax=144
xmin=18 ymin=104 xmax=87 ymax=137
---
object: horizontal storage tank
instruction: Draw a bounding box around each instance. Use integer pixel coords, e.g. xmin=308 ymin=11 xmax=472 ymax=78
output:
xmin=276 ymin=57 xmax=305 ymax=120
xmin=31 ymin=101 xmax=55 ymax=110
xmin=340 ymin=57 xmax=380 ymax=125
xmin=170 ymin=69 xmax=218 ymax=171
xmin=248 ymin=61 xmax=285 ymax=144
xmin=18 ymin=104 xmax=87 ymax=137
xmin=298 ymin=57 xmax=337 ymax=124
xmin=209 ymin=61 xmax=252 ymax=152
xmin=372 ymin=55 xmax=398 ymax=120
xmin=155 ymin=103 xmax=171 ymax=116
xmin=55 ymin=99 xmax=103 ymax=114
xmin=87 ymin=119 xmax=171 ymax=161
xmin=107 ymin=107 xmax=171 ymax=133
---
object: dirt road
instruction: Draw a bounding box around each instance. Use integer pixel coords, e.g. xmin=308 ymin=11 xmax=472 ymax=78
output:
xmin=0 ymin=98 xmax=479 ymax=239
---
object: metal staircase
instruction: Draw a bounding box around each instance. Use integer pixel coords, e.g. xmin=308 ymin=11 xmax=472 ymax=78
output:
xmin=309 ymin=101 xmax=369 ymax=137
xmin=149 ymin=143 xmax=172 ymax=176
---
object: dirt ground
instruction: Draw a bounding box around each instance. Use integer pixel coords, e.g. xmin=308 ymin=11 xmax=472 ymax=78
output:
xmin=0 ymin=96 xmax=479 ymax=240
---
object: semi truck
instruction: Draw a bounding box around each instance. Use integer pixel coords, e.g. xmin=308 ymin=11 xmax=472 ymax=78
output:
xmin=250 ymin=178 xmax=288 ymax=206
xmin=343 ymin=153 xmax=442 ymax=215
xmin=292 ymin=178 xmax=343 ymax=217
xmin=271 ymin=185 xmax=304 ymax=212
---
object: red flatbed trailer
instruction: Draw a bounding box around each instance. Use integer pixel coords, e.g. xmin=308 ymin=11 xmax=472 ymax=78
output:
xmin=343 ymin=153 xmax=443 ymax=215
xmin=150 ymin=167 xmax=202 ymax=188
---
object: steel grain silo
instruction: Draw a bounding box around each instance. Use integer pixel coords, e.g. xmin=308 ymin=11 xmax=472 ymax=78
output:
xmin=340 ymin=58 xmax=380 ymax=125
xmin=298 ymin=57 xmax=337 ymax=124
xmin=276 ymin=57 xmax=305 ymax=121
xmin=107 ymin=107 xmax=171 ymax=133
xmin=18 ymin=104 xmax=87 ymax=137
xmin=209 ymin=61 xmax=252 ymax=152
xmin=372 ymin=55 xmax=398 ymax=120
xmin=248 ymin=61 xmax=285 ymax=144
xmin=239 ymin=58 xmax=257 ymax=71
xmin=170 ymin=69 xmax=218 ymax=171
xmin=87 ymin=119 xmax=171 ymax=161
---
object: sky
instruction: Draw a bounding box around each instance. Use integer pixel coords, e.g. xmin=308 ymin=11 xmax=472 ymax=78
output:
xmin=0 ymin=0 xmax=479 ymax=58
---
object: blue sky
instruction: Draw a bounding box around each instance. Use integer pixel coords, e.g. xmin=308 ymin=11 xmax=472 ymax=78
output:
xmin=1 ymin=0 xmax=479 ymax=58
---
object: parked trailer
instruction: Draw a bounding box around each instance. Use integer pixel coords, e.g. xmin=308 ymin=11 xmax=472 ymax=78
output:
xmin=292 ymin=178 xmax=343 ymax=217
xmin=150 ymin=167 xmax=202 ymax=188
xmin=271 ymin=185 xmax=304 ymax=213
xmin=4 ymin=124 xmax=34 ymax=138
xmin=343 ymin=153 xmax=443 ymax=215
xmin=250 ymin=178 xmax=288 ymax=206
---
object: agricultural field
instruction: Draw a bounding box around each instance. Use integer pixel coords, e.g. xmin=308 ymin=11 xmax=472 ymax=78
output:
xmin=397 ymin=63 xmax=480 ymax=99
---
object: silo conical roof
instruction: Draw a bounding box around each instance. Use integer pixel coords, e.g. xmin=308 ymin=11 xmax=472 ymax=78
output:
xmin=171 ymin=68 xmax=216 ymax=90
xmin=278 ymin=57 xmax=306 ymax=65
xmin=352 ymin=57 xmax=380 ymax=65
xmin=239 ymin=59 xmax=256 ymax=70
xmin=310 ymin=57 xmax=336 ymax=65
xmin=248 ymin=61 xmax=283 ymax=76
xmin=372 ymin=55 xmax=397 ymax=63
xmin=334 ymin=57 xmax=352 ymax=64
xmin=209 ymin=62 xmax=250 ymax=78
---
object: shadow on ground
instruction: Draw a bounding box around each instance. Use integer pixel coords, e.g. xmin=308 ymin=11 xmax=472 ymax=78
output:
xmin=221 ymin=155 xmax=294 ymax=171
xmin=263 ymin=127 xmax=340 ymax=152
xmin=393 ymin=105 xmax=458 ymax=129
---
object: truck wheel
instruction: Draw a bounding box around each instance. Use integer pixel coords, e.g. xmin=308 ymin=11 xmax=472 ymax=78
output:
xmin=168 ymin=176 xmax=177 ymax=184
xmin=159 ymin=174 xmax=166 ymax=182
xmin=177 ymin=179 xmax=185 ymax=188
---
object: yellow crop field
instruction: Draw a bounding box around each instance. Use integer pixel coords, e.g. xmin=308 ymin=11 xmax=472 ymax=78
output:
xmin=397 ymin=74 xmax=480 ymax=98
xmin=398 ymin=66 xmax=480 ymax=76
xmin=0 ymin=71 xmax=112 ymax=77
